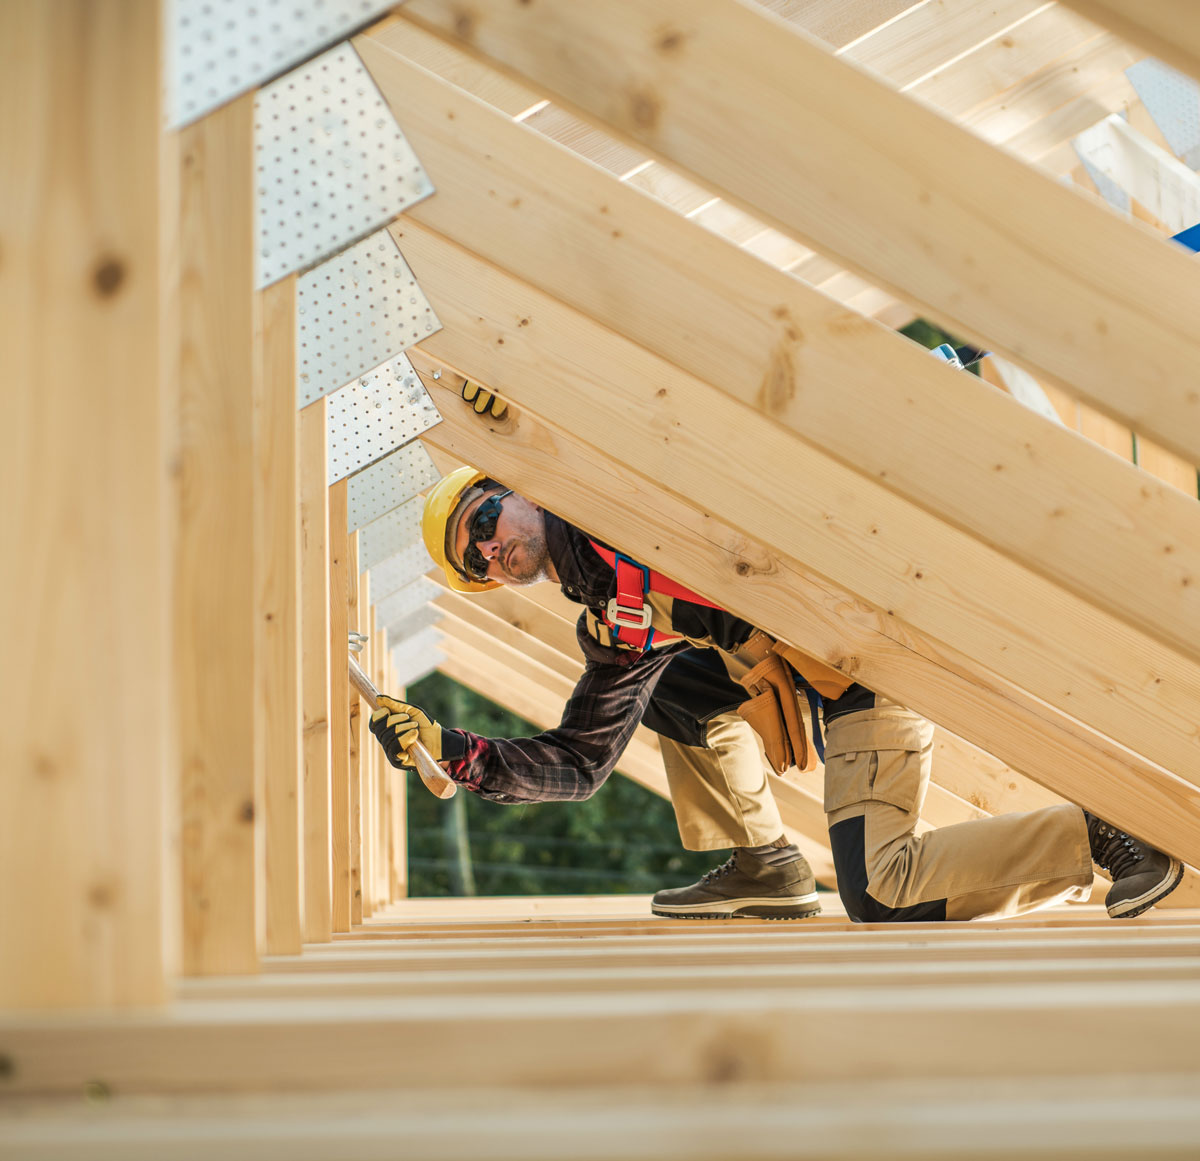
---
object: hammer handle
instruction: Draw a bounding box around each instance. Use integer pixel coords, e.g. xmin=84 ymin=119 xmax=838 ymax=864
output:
xmin=348 ymin=656 xmax=457 ymax=800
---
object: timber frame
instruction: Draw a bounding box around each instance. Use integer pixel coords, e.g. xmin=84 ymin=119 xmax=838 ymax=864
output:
xmin=4 ymin=2 xmax=1200 ymax=1156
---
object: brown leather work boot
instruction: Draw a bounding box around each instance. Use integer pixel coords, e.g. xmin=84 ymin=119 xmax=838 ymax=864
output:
xmin=1087 ymin=813 xmax=1183 ymax=918
xmin=651 ymin=848 xmax=821 ymax=919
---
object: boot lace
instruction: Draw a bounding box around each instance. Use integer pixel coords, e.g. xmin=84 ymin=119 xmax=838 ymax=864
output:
xmin=699 ymin=855 xmax=738 ymax=885
xmin=1090 ymin=821 xmax=1145 ymax=879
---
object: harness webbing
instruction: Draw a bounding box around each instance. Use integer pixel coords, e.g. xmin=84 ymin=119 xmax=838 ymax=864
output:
xmin=587 ymin=540 xmax=722 ymax=649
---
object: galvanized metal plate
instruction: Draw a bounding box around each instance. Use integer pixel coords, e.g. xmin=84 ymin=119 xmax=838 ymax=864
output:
xmin=296 ymin=230 xmax=441 ymax=405
xmin=375 ymin=577 xmax=441 ymax=629
xmin=326 ymin=353 xmax=441 ymax=486
xmin=346 ymin=441 xmax=441 ymax=532
xmin=1127 ymin=59 xmax=1200 ymax=170
xmin=359 ymin=495 xmax=424 ymax=572
xmin=254 ymin=42 xmax=435 ymax=288
xmin=166 ymin=0 xmax=395 ymax=128
xmin=385 ymin=603 xmax=443 ymax=645
xmin=370 ymin=541 xmax=437 ymax=602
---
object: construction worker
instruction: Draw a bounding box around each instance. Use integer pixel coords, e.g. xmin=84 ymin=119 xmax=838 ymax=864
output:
xmin=372 ymin=405 xmax=1182 ymax=923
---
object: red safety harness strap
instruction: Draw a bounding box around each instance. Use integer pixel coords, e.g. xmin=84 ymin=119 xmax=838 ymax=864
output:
xmin=588 ymin=540 xmax=723 ymax=650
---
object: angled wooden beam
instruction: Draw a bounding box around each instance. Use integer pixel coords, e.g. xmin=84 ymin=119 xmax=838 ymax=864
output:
xmin=355 ymin=39 xmax=1200 ymax=675
xmin=0 ymin=0 xmax=168 ymax=1006
xmin=397 ymin=0 xmax=1200 ymax=463
xmin=413 ymin=368 xmax=1200 ymax=865
xmin=843 ymin=0 xmax=1048 ymax=89
xmin=1058 ymin=1 xmax=1200 ymax=87
xmin=396 ymin=224 xmax=1200 ymax=821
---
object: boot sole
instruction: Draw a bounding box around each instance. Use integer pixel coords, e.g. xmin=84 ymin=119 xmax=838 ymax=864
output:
xmin=652 ymin=893 xmax=822 ymax=920
xmin=1108 ymin=858 xmax=1185 ymax=919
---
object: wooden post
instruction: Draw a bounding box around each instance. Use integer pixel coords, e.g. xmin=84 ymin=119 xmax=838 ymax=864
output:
xmin=359 ymin=567 xmax=375 ymax=918
xmin=300 ymin=399 xmax=332 ymax=943
xmin=0 ymin=0 xmax=168 ymax=1007
xmin=347 ymin=534 xmax=364 ymax=925
xmin=369 ymin=606 xmax=384 ymax=906
xmin=374 ymin=618 xmax=395 ymax=904
xmin=328 ymin=480 xmax=351 ymax=933
xmin=388 ymin=650 xmax=409 ymax=901
xmin=257 ymin=276 xmax=303 ymax=956
xmin=175 ymin=93 xmax=260 ymax=976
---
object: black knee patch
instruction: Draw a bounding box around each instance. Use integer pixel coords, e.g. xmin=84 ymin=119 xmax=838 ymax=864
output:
xmin=829 ymin=816 xmax=948 ymax=923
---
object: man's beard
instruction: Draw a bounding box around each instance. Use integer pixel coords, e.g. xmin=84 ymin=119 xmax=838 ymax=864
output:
xmin=501 ymin=530 xmax=553 ymax=585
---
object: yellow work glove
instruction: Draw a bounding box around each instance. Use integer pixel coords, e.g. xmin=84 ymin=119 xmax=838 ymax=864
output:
xmin=462 ymin=379 xmax=507 ymax=419
xmin=369 ymin=695 xmax=443 ymax=769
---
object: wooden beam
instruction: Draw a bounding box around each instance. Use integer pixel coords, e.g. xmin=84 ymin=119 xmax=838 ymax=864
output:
xmin=413 ymin=371 xmax=1200 ymax=865
xmin=386 ymin=652 xmax=410 ymax=897
xmin=1058 ymin=1 xmax=1200 ymax=87
xmin=328 ymin=481 xmax=352 ymax=933
xmin=348 ymin=540 xmax=365 ymax=924
xmin=5 ymin=978 xmax=1200 ymax=1093
xmin=0 ymin=0 xmax=167 ymax=1006
xmin=11 ymin=1078 xmax=1200 ymax=1161
xmin=299 ymin=399 xmax=332 ymax=943
xmin=843 ymin=0 xmax=1048 ymax=90
xmin=257 ymin=277 xmax=303 ymax=957
xmin=175 ymin=94 xmax=260 ymax=976
xmin=397 ymin=0 xmax=1200 ymax=464
xmin=396 ymin=226 xmax=1200 ymax=817
xmin=355 ymin=39 xmax=1200 ymax=676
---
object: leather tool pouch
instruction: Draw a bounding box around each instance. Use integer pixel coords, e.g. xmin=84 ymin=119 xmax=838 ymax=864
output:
xmin=770 ymin=641 xmax=854 ymax=701
xmin=736 ymin=651 xmax=814 ymax=775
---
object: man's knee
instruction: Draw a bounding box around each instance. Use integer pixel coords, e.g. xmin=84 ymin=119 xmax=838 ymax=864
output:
xmin=829 ymin=816 xmax=947 ymax=923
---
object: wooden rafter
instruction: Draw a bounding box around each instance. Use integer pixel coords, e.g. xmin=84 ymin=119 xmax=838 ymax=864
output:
xmin=398 ymin=0 xmax=1200 ymax=463
xmin=357 ymin=38 xmax=1200 ymax=672
xmin=412 ymin=365 xmax=1200 ymax=864
xmin=1058 ymin=1 xmax=1200 ymax=86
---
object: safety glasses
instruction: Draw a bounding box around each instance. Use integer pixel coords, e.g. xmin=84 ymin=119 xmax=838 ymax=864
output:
xmin=460 ymin=489 xmax=512 ymax=582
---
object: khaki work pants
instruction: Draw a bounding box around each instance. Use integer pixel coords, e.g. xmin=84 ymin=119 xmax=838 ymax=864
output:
xmin=656 ymin=639 xmax=796 ymax=850
xmin=659 ymin=710 xmax=784 ymax=850
xmin=823 ymin=701 xmax=1093 ymax=920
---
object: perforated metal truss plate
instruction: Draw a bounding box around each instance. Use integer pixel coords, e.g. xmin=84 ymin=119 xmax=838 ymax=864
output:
xmin=296 ymin=230 xmax=441 ymax=404
xmin=326 ymin=353 xmax=441 ymax=486
xmin=385 ymin=604 xmax=443 ymax=646
xmin=166 ymin=0 xmax=395 ymax=128
xmin=346 ymin=440 xmax=441 ymax=532
xmin=370 ymin=541 xmax=437 ymax=602
xmin=375 ymin=577 xmax=441 ymax=628
xmin=254 ymin=43 xmax=436 ymax=288
xmin=359 ymin=494 xmax=424 ymax=572
xmin=1127 ymin=59 xmax=1200 ymax=170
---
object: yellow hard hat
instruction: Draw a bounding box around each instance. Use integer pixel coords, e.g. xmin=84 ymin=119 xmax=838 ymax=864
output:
xmin=422 ymin=466 xmax=501 ymax=593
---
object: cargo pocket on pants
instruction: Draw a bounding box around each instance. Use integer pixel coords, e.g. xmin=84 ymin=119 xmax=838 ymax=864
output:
xmin=822 ymin=715 xmax=929 ymax=815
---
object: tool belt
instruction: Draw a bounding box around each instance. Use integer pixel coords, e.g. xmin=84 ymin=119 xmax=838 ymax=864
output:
xmin=736 ymin=631 xmax=853 ymax=775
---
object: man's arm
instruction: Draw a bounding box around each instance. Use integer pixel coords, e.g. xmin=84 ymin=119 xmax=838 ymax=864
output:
xmin=438 ymin=619 xmax=683 ymax=804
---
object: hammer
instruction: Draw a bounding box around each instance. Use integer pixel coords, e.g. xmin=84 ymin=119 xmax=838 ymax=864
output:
xmin=348 ymin=654 xmax=457 ymax=800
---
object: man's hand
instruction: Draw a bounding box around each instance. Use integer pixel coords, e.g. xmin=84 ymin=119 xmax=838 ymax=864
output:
xmin=369 ymin=695 xmax=443 ymax=769
xmin=462 ymin=379 xmax=507 ymax=419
